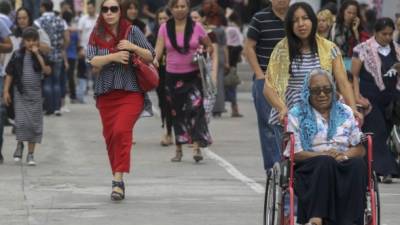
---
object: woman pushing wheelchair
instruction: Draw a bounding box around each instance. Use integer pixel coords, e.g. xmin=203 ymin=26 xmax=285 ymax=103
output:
xmin=285 ymin=69 xmax=367 ymax=225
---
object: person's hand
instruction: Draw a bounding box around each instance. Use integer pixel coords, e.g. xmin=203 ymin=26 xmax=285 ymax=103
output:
xmin=392 ymin=62 xmax=400 ymax=74
xmin=3 ymin=91 xmax=11 ymax=106
xmin=335 ymin=153 xmax=349 ymax=162
xmin=64 ymin=60 xmax=69 ymax=71
xmin=278 ymin=106 xmax=288 ymax=125
xmin=113 ymin=51 xmax=130 ymax=64
xmin=352 ymin=17 xmax=360 ymax=31
xmin=323 ymin=149 xmax=341 ymax=158
xmin=117 ymin=40 xmax=135 ymax=52
xmin=31 ymin=45 xmax=39 ymax=54
xmin=356 ymin=95 xmax=370 ymax=108
xmin=353 ymin=109 xmax=364 ymax=125
xmin=153 ymin=58 xmax=159 ymax=68
xmin=78 ymin=48 xmax=85 ymax=58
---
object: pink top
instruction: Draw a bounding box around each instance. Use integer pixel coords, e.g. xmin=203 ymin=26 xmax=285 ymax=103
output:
xmin=158 ymin=22 xmax=207 ymax=74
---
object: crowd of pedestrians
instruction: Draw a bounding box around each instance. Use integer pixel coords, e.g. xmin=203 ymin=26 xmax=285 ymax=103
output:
xmin=0 ymin=0 xmax=399 ymax=206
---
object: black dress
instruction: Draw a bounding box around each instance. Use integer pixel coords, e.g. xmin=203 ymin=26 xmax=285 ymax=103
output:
xmin=295 ymin=156 xmax=367 ymax=225
xmin=360 ymin=52 xmax=400 ymax=177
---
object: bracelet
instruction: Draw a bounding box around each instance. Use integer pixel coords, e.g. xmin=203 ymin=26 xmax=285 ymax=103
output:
xmin=343 ymin=155 xmax=349 ymax=160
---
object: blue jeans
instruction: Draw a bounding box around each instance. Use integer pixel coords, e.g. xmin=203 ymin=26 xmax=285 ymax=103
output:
xmin=76 ymin=78 xmax=88 ymax=103
xmin=43 ymin=61 xmax=63 ymax=113
xmin=252 ymin=79 xmax=281 ymax=170
xmin=23 ymin=0 xmax=41 ymax=20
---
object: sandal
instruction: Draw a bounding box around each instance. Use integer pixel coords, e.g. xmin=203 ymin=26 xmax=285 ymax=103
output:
xmin=111 ymin=180 xmax=125 ymax=201
xmin=160 ymin=134 xmax=173 ymax=146
xmin=171 ymin=150 xmax=183 ymax=162
xmin=193 ymin=148 xmax=203 ymax=163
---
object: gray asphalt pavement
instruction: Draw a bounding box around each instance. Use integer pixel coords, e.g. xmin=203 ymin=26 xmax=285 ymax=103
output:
xmin=1 ymin=91 xmax=399 ymax=225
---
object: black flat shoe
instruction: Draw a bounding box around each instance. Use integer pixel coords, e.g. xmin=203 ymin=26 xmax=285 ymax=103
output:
xmin=193 ymin=149 xmax=203 ymax=163
xmin=382 ymin=175 xmax=393 ymax=184
xmin=111 ymin=180 xmax=125 ymax=201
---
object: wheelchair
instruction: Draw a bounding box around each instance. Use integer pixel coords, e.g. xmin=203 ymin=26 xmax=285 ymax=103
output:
xmin=388 ymin=125 xmax=400 ymax=166
xmin=263 ymin=123 xmax=381 ymax=225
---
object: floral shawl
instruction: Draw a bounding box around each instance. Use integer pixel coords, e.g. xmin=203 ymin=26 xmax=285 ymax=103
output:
xmin=353 ymin=37 xmax=400 ymax=91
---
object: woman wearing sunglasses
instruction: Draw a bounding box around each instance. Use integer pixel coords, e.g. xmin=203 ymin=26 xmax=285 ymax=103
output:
xmin=263 ymin=3 xmax=360 ymax=159
xmin=285 ymin=69 xmax=367 ymax=225
xmin=86 ymin=0 xmax=155 ymax=201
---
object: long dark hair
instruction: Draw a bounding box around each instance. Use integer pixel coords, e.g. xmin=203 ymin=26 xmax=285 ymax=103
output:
xmin=336 ymin=0 xmax=362 ymax=32
xmin=166 ymin=0 xmax=194 ymax=54
xmin=285 ymin=2 xmax=318 ymax=65
xmin=121 ymin=0 xmax=139 ymax=20
xmin=374 ymin=17 xmax=397 ymax=62
xmin=14 ymin=7 xmax=33 ymax=37
xmin=153 ymin=7 xmax=170 ymax=38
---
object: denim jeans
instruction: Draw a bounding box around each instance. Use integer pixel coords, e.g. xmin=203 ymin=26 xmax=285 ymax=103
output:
xmin=252 ymin=79 xmax=281 ymax=170
xmin=23 ymin=0 xmax=41 ymax=20
xmin=43 ymin=61 xmax=63 ymax=113
xmin=76 ymin=78 xmax=88 ymax=103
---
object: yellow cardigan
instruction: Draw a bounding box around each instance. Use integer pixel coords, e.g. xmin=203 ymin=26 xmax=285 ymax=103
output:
xmin=266 ymin=35 xmax=345 ymax=103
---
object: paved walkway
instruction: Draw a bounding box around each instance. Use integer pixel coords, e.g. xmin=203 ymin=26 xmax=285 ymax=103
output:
xmin=0 ymin=93 xmax=399 ymax=225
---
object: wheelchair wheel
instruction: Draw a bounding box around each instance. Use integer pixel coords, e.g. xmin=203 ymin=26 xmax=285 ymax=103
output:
xmin=364 ymin=172 xmax=380 ymax=225
xmin=263 ymin=163 xmax=283 ymax=225
xmin=264 ymin=170 xmax=275 ymax=225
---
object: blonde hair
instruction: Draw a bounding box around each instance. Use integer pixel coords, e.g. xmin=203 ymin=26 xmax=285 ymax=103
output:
xmin=317 ymin=9 xmax=334 ymax=27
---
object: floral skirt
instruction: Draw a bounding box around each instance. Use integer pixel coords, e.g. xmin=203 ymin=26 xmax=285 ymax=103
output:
xmin=166 ymin=71 xmax=212 ymax=147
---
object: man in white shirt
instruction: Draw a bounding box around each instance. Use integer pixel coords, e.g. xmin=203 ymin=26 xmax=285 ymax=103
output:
xmin=76 ymin=0 xmax=97 ymax=103
xmin=77 ymin=1 xmax=97 ymax=51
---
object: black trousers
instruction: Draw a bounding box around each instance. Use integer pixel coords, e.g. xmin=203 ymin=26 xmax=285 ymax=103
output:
xmin=295 ymin=156 xmax=367 ymax=225
xmin=67 ymin=58 xmax=77 ymax=99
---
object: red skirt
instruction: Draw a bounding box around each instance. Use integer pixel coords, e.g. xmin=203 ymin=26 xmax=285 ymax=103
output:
xmin=96 ymin=90 xmax=144 ymax=174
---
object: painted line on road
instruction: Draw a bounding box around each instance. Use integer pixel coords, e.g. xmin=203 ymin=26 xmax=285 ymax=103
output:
xmin=380 ymin=193 xmax=400 ymax=196
xmin=203 ymin=148 xmax=265 ymax=194
xmin=152 ymin=105 xmax=265 ymax=194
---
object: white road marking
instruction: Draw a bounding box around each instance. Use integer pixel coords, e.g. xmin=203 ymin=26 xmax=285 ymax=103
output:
xmin=152 ymin=104 xmax=265 ymax=194
xmin=203 ymin=148 xmax=265 ymax=194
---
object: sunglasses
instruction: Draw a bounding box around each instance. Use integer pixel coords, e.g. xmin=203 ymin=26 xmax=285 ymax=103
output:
xmin=309 ymin=86 xmax=333 ymax=96
xmin=101 ymin=6 xmax=119 ymax=14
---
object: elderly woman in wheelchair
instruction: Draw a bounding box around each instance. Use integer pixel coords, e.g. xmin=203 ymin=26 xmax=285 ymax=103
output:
xmin=285 ymin=69 xmax=367 ymax=225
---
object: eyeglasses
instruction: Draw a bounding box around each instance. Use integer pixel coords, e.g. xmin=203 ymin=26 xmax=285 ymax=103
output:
xmin=101 ymin=6 xmax=119 ymax=14
xmin=309 ymin=86 xmax=333 ymax=96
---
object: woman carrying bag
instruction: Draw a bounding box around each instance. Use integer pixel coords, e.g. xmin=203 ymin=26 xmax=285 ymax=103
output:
xmin=86 ymin=0 xmax=155 ymax=201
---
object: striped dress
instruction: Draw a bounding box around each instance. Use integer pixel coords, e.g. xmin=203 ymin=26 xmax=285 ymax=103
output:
xmin=269 ymin=47 xmax=341 ymax=125
xmin=14 ymin=52 xmax=43 ymax=143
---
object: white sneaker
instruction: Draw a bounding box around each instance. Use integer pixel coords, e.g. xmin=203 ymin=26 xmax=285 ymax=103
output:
xmin=61 ymin=107 xmax=70 ymax=113
xmin=54 ymin=110 xmax=62 ymax=116
xmin=26 ymin=153 xmax=36 ymax=166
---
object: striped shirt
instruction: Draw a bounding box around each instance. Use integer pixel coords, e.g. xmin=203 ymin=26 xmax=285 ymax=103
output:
xmin=86 ymin=26 xmax=155 ymax=96
xmin=247 ymin=8 xmax=285 ymax=72
xmin=269 ymin=47 xmax=341 ymax=125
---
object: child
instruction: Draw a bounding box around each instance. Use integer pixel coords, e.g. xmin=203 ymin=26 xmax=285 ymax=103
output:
xmin=3 ymin=27 xmax=51 ymax=165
